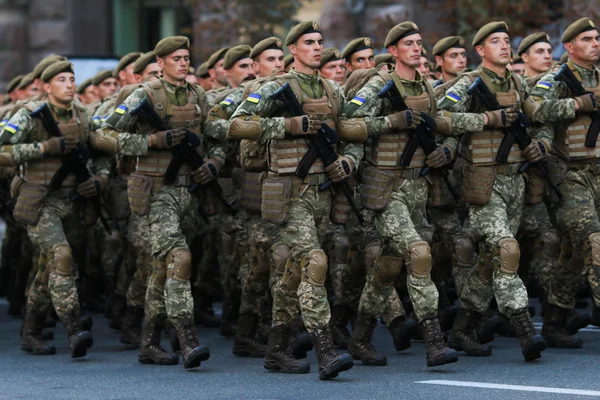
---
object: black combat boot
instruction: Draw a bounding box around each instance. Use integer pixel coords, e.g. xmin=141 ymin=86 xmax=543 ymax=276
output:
xmin=437 ymin=281 xmax=459 ymax=331
xmin=449 ymin=309 xmax=492 ymax=356
xmin=175 ymin=320 xmax=210 ymax=369
xmin=476 ymin=314 xmax=504 ymax=344
xmin=348 ymin=316 xmax=387 ymax=366
xmin=264 ymin=324 xmax=310 ymax=373
xmin=109 ymin=295 xmax=127 ymax=331
xmin=311 ymin=325 xmax=354 ymax=380
xmin=565 ymin=309 xmax=591 ymax=335
xmin=542 ymin=303 xmax=582 ymax=349
xmin=329 ymin=304 xmax=351 ymax=349
xmin=120 ymin=307 xmax=144 ymax=347
xmin=288 ymin=319 xmax=313 ymax=359
xmin=138 ymin=316 xmax=179 ymax=365
xmin=388 ymin=315 xmax=416 ymax=351
xmin=21 ymin=311 xmax=56 ymax=355
xmin=420 ymin=318 xmax=459 ymax=367
xmin=233 ymin=314 xmax=266 ymax=358
xmin=63 ymin=313 xmax=93 ymax=358
xmin=510 ymin=307 xmax=546 ymax=361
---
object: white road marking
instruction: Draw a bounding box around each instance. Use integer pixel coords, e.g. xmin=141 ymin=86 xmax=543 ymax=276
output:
xmin=533 ymin=322 xmax=600 ymax=333
xmin=416 ymin=380 xmax=600 ymax=396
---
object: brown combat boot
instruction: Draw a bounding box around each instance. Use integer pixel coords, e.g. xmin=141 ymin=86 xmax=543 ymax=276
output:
xmin=511 ymin=307 xmax=546 ymax=361
xmin=388 ymin=315 xmax=416 ymax=351
xmin=329 ymin=304 xmax=351 ymax=349
xmin=542 ymin=303 xmax=582 ymax=349
xmin=233 ymin=314 xmax=266 ymax=358
xmin=264 ymin=324 xmax=310 ymax=374
xmin=138 ymin=316 xmax=178 ymax=365
xmin=63 ymin=313 xmax=93 ymax=359
xmin=175 ymin=319 xmax=210 ymax=369
xmin=120 ymin=306 xmax=144 ymax=347
xmin=420 ymin=317 xmax=459 ymax=367
xmin=449 ymin=309 xmax=492 ymax=356
xmin=311 ymin=325 xmax=354 ymax=380
xmin=21 ymin=311 xmax=56 ymax=355
xmin=348 ymin=315 xmax=387 ymax=366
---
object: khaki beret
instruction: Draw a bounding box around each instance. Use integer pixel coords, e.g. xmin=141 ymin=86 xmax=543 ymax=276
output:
xmin=512 ymin=54 xmax=523 ymax=64
xmin=517 ymin=32 xmax=551 ymax=55
xmin=6 ymin=75 xmax=24 ymax=93
xmin=207 ymin=48 xmax=229 ymax=69
xmin=472 ymin=21 xmax=509 ymax=47
xmin=560 ymin=52 xmax=569 ymax=64
xmin=562 ymin=18 xmax=597 ymax=43
xmin=284 ymin=54 xmax=294 ymax=68
xmin=92 ymin=69 xmax=114 ymax=86
xmin=342 ymin=37 xmax=373 ymax=60
xmin=384 ymin=21 xmax=420 ymax=48
xmin=286 ymin=21 xmax=321 ymax=46
xmin=432 ymin=36 xmax=465 ymax=56
xmin=77 ymin=78 xmax=93 ymax=94
xmin=154 ymin=36 xmax=190 ymax=58
xmin=319 ymin=48 xmax=342 ymax=68
xmin=113 ymin=52 xmax=142 ymax=78
xmin=374 ymin=53 xmax=395 ymax=67
xmin=18 ymin=73 xmax=35 ymax=90
xmin=188 ymin=66 xmax=195 ymax=75
xmin=32 ymin=54 xmax=67 ymax=80
xmin=41 ymin=61 xmax=74 ymax=82
xmin=196 ymin=62 xmax=210 ymax=78
xmin=133 ymin=51 xmax=157 ymax=75
xmin=223 ymin=45 xmax=252 ymax=70
xmin=251 ymin=37 xmax=284 ymax=59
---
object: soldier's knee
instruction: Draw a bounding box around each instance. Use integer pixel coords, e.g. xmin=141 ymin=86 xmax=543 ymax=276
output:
xmin=169 ymin=247 xmax=191 ymax=281
xmin=454 ymin=235 xmax=476 ymax=267
xmin=302 ymin=249 xmax=328 ymax=286
xmin=587 ymin=232 xmax=600 ymax=267
xmin=540 ymin=230 xmax=560 ymax=260
xmin=330 ymin=233 xmax=350 ymax=264
xmin=364 ymin=242 xmax=381 ymax=270
xmin=52 ymin=244 xmax=72 ymax=276
xmin=408 ymin=241 xmax=432 ymax=278
xmin=497 ymin=237 xmax=520 ymax=274
xmin=270 ymin=242 xmax=289 ymax=277
xmin=373 ymin=254 xmax=403 ymax=285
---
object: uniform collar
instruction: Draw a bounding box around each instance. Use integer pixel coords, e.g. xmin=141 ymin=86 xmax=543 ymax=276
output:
xmin=290 ymin=69 xmax=322 ymax=85
xmin=481 ymin=66 xmax=512 ymax=85
xmin=160 ymin=77 xmax=190 ymax=94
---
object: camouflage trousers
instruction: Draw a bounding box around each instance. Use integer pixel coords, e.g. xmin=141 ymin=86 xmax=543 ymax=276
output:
xmin=358 ymin=176 xmax=439 ymax=323
xmin=220 ymin=208 xmax=249 ymax=302
xmin=461 ymin=173 xmax=528 ymax=317
xmin=271 ymin=181 xmax=332 ymax=331
xmin=123 ymin=207 xmax=151 ymax=308
xmin=192 ymin=213 xmax=222 ymax=302
xmin=323 ymin=222 xmax=349 ymax=306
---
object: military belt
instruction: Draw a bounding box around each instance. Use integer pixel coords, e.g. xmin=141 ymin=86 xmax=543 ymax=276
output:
xmin=569 ymin=160 xmax=600 ymax=175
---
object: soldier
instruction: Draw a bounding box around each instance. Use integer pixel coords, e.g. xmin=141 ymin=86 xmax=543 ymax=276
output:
xmin=133 ymin=51 xmax=162 ymax=83
xmin=0 ymin=75 xmax=24 ymax=120
xmin=284 ymin=54 xmax=295 ymax=72
xmin=17 ymin=73 xmax=39 ymax=100
xmin=77 ymin=79 xmax=100 ymax=107
xmin=31 ymin=55 xmax=68 ymax=97
xmin=374 ymin=53 xmax=394 ymax=71
xmin=228 ymin=21 xmax=361 ymax=380
xmin=432 ymin=36 xmax=467 ymax=87
xmin=196 ymin=62 xmax=213 ymax=91
xmin=519 ymin=33 xmax=553 ymax=78
xmin=342 ymin=37 xmax=375 ymax=73
xmin=115 ymin=52 xmax=143 ymax=88
xmin=90 ymin=70 xmax=119 ymax=119
xmin=319 ymin=49 xmax=346 ymax=92
xmin=186 ymin=67 xmax=198 ymax=85
xmin=207 ymin=47 xmax=230 ymax=90
xmin=511 ymin=54 xmax=526 ymax=75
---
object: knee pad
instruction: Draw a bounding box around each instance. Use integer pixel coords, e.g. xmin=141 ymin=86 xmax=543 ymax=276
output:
xmin=52 ymin=244 xmax=73 ymax=276
xmin=270 ymin=242 xmax=289 ymax=277
xmin=408 ymin=241 xmax=432 ymax=278
xmin=588 ymin=232 xmax=600 ymax=267
xmin=454 ymin=235 xmax=476 ymax=267
xmin=169 ymin=247 xmax=192 ymax=281
xmin=329 ymin=233 xmax=350 ymax=264
xmin=540 ymin=230 xmax=560 ymax=260
xmin=364 ymin=241 xmax=381 ymax=271
xmin=497 ymin=237 xmax=520 ymax=274
xmin=373 ymin=254 xmax=403 ymax=285
xmin=302 ymin=249 xmax=328 ymax=286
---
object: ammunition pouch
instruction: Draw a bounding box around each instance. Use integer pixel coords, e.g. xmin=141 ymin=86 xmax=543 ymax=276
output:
xmin=524 ymin=168 xmax=545 ymax=205
xmin=261 ymin=177 xmax=292 ymax=224
xmin=461 ymin=165 xmax=496 ymax=205
xmin=330 ymin=184 xmax=352 ymax=224
xmin=240 ymin=171 xmax=266 ymax=214
xmin=359 ymin=166 xmax=394 ymax=211
xmin=427 ymin=170 xmax=456 ymax=208
xmin=13 ymin=183 xmax=48 ymax=225
xmin=127 ymin=173 xmax=153 ymax=216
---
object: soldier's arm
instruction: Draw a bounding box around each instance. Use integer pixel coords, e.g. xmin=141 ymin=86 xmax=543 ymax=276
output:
xmin=530 ymin=73 xmax=576 ymax=123
xmin=340 ymin=79 xmax=388 ymax=137
xmin=203 ymin=93 xmax=242 ymax=141
xmin=436 ymin=76 xmax=482 ymax=135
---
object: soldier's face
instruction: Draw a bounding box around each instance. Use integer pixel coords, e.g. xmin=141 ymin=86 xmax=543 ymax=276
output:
xmin=98 ymin=78 xmax=119 ymax=99
xmin=289 ymin=33 xmax=324 ymax=71
xmin=319 ymin=59 xmax=346 ymax=85
xmin=120 ymin=63 xmax=138 ymax=86
xmin=45 ymin=72 xmax=75 ymax=106
xmin=438 ymin=47 xmax=467 ymax=76
xmin=227 ymin=58 xmax=256 ymax=88
xmin=512 ymin=62 xmax=525 ymax=75
xmin=569 ymin=30 xmax=600 ymax=64
xmin=477 ymin=33 xmax=511 ymax=66
xmin=389 ymin=33 xmax=422 ymax=69
xmin=347 ymin=48 xmax=374 ymax=72
xmin=198 ymin=76 xmax=213 ymax=91
xmin=21 ymin=83 xmax=39 ymax=99
xmin=253 ymin=49 xmax=285 ymax=77
xmin=213 ymin=59 xmax=228 ymax=86
xmin=158 ymin=49 xmax=190 ymax=83
xmin=80 ymin=85 xmax=100 ymax=104
xmin=523 ymin=42 xmax=553 ymax=74
xmin=140 ymin=63 xmax=161 ymax=82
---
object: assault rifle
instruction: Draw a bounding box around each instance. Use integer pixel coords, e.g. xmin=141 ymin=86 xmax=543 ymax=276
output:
xmin=554 ymin=63 xmax=600 ymax=148
xmin=130 ymin=98 xmax=236 ymax=215
xmin=30 ymin=103 xmax=112 ymax=234
xmin=467 ymin=77 xmax=563 ymax=201
xmin=270 ymin=82 xmax=365 ymax=225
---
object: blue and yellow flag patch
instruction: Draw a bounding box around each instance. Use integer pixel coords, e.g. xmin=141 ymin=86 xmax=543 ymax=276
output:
xmin=0 ymin=119 xmax=7 ymax=128
xmin=220 ymin=98 xmax=233 ymax=106
xmin=101 ymin=116 xmax=107 ymax=122
xmin=445 ymin=93 xmax=461 ymax=103
xmin=536 ymin=81 xmax=552 ymax=90
xmin=350 ymin=96 xmax=365 ymax=106
xmin=93 ymin=116 xmax=100 ymax=123
xmin=247 ymin=93 xmax=261 ymax=104
xmin=115 ymin=104 xmax=128 ymax=114
xmin=4 ymin=123 xmax=18 ymax=134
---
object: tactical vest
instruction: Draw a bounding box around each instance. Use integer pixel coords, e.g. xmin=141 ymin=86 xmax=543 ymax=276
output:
xmin=267 ymin=75 xmax=340 ymax=175
xmin=23 ymin=104 xmax=88 ymax=187
xmin=135 ymin=80 xmax=205 ymax=177
xmin=365 ymin=72 xmax=436 ymax=169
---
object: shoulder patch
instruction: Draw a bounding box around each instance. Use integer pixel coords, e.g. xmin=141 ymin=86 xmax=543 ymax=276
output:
xmin=115 ymin=104 xmax=128 ymax=114
xmin=4 ymin=123 xmax=18 ymax=134
xmin=536 ymin=81 xmax=552 ymax=90
xmin=220 ymin=98 xmax=234 ymax=106
xmin=247 ymin=93 xmax=261 ymax=104
xmin=0 ymin=119 xmax=7 ymax=128
xmin=350 ymin=96 xmax=366 ymax=106
xmin=445 ymin=92 xmax=461 ymax=103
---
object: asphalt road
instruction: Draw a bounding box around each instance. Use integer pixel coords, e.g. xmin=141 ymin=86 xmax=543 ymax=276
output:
xmin=0 ymin=300 xmax=599 ymax=400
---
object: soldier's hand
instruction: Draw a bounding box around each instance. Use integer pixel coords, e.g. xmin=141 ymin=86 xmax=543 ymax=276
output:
xmin=77 ymin=175 xmax=108 ymax=198
xmin=325 ymin=155 xmax=354 ymax=183
xmin=484 ymin=108 xmax=518 ymax=128
xmin=388 ymin=109 xmax=423 ymax=130
xmin=285 ymin=115 xmax=323 ymax=136
xmin=42 ymin=137 xmax=78 ymax=155
xmin=426 ymin=144 xmax=454 ymax=168
xmin=574 ymin=93 xmax=597 ymax=113
xmin=149 ymin=127 xmax=186 ymax=149
xmin=192 ymin=158 xmax=222 ymax=185
xmin=523 ymin=139 xmax=551 ymax=163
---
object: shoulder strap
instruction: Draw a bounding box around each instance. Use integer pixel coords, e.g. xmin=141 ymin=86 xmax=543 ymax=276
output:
xmin=320 ymin=78 xmax=341 ymax=122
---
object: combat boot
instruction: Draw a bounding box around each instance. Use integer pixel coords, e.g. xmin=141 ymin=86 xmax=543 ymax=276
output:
xmin=449 ymin=309 xmax=492 ymax=356
xmin=21 ymin=311 xmax=56 ymax=355
xmin=591 ymin=301 xmax=600 ymax=327
xmin=138 ymin=316 xmax=178 ymax=365
xmin=437 ymin=281 xmax=459 ymax=331
xmin=565 ymin=309 xmax=591 ymax=335
xmin=510 ymin=307 xmax=546 ymax=361
xmin=175 ymin=320 xmax=210 ymax=369
xmin=420 ymin=317 xmax=459 ymax=367
xmin=288 ymin=319 xmax=313 ymax=359
xmin=476 ymin=314 xmax=504 ymax=344
xmin=63 ymin=313 xmax=93 ymax=358
xmin=264 ymin=324 xmax=310 ymax=374
xmin=311 ymin=325 xmax=354 ymax=380
xmin=388 ymin=315 xmax=415 ymax=351
xmin=542 ymin=303 xmax=582 ymax=349
xmin=329 ymin=304 xmax=351 ymax=349
xmin=120 ymin=306 xmax=144 ymax=347
xmin=109 ymin=295 xmax=127 ymax=331
xmin=348 ymin=315 xmax=387 ymax=366
xmin=233 ymin=314 xmax=266 ymax=358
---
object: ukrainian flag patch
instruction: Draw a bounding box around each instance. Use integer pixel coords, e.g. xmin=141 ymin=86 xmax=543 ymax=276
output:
xmin=115 ymin=104 xmax=128 ymax=114
xmin=93 ymin=116 xmax=100 ymax=123
xmin=536 ymin=81 xmax=552 ymax=90
xmin=101 ymin=116 xmax=107 ymax=122
xmin=0 ymin=119 xmax=7 ymax=128
xmin=350 ymin=96 xmax=365 ymax=106
xmin=220 ymin=98 xmax=233 ymax=106
xmin=5 ymin=123 xmax=18 ymax=134
xmin=247 ymin=93 xmax=261 ymax=104
xmin=445 ymin=93 xmax=461 ymax=103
